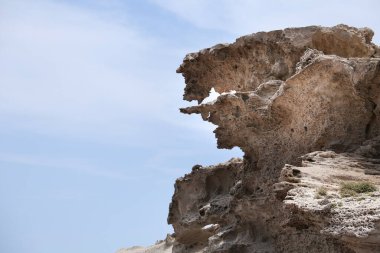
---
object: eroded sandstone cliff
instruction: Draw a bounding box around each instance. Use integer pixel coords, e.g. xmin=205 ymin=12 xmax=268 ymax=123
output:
xmin=119 ymin=24 xmax=380 ymax=253
xmin=170 ymin=25 xmax=380 ymax=253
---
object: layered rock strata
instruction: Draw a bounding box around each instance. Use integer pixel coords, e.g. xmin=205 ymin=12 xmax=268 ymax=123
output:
xmin=169 ymin=25 xmax=380 ymax=253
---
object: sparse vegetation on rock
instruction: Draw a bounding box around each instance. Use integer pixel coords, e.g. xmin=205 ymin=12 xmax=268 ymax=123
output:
xmin=340 ymin=182 xmax=377 ymax=197
xmin=316 ymin=186 xmax=328 ymax=198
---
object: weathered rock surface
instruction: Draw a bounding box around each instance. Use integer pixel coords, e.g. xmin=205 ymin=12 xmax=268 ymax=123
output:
xmin=276 ymin=141 xmax=380 ymax=252
xmin=169 ymin=25 xmax=380 ymax=253
xmin=120 ymin=24 xmax=380 ymax=253
xmin=178 ymin=24 xmax=377 ymax=103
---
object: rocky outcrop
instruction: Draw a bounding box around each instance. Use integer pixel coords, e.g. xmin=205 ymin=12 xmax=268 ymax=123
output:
xmin=276 ymin=139 xmax=380 ymax=252
xmin=169 ymin=25 xmax=380 ymax=253
xmin=178 ymin=24 xmax=377 ymax=103
xmin=168 ymin=159 xmax=243 ymax=252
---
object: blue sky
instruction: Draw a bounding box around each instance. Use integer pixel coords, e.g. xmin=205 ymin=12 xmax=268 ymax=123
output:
xmin=0 ymin=1 xmax=379 ymax=253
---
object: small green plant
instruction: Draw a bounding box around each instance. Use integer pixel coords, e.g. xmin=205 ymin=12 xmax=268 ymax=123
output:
xmin=340 ymin=182 xmax=377 ymax=197
xmin=315 ymin=186 xmax=327 ymax=198
xmin=318 ymin=187 xmax=327 ymax=196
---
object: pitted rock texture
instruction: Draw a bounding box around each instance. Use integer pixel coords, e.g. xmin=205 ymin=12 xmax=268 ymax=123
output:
xmin=180 ymin=43 xmax=380 ymax=173
xmin=178 ymin=24 xmax=377 ymax=103
xmin=277 ymin=141 xmax=380 ymax=252
xmin=168 ymin=24 xmax=380 ymax=253
xmin=168 ymin=159 xmax=244 ymax=252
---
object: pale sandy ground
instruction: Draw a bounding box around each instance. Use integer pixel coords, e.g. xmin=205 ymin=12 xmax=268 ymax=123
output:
xmin=116 ymin=242 xmax=172 ymax=253
xmin=117 ymin=236 xmax=173 ymax=253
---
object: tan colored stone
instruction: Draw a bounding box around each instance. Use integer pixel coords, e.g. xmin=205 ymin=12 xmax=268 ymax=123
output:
xmin=123 ymin=24 xmax=380 ymax=253
xmin=171 ymin=25 xmax=380 ymax=253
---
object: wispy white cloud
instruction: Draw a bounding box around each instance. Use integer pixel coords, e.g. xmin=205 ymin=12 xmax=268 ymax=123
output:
xmin=152 ymin=0 xmax=380 ymax=43
xmin=0 ymin=0 xmax=180 ymax=141
xmin=0 ymin=151 xmax=134 ymax=181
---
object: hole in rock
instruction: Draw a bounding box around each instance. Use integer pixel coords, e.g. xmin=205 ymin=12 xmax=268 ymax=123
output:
xmin=201 ymin=87 xmax=220 ymax=104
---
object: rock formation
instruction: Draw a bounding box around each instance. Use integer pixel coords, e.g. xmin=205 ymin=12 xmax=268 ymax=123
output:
xmin=170 ymin=25 xmax=380 ymax=253
xmin=120 ymin=24 xmax=380 ymax=253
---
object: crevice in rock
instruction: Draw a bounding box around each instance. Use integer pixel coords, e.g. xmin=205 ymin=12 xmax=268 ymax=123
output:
xmin=366 ymin=102 xmax=377 ymax=138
